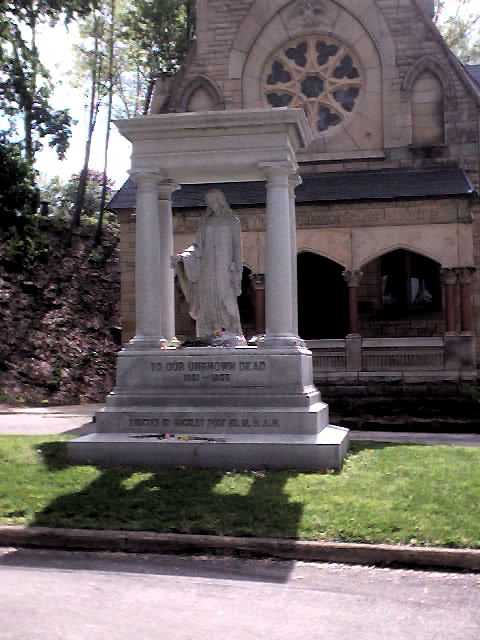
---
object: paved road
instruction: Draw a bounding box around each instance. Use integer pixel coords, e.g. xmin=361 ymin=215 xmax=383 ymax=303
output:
xmin=0 ymin=549 xmax=478 ymax=639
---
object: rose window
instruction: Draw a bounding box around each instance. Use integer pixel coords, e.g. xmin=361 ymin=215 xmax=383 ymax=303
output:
xmin=262 ymin=36 xmax=362 ymax=133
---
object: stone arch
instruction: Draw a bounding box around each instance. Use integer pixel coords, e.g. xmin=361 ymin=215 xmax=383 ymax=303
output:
xmin=354 ymin=224 xmax=473 ymax=271
xmin=403 ymin=57 xmax=451 ymax=147
xmin=230 ymin=0 xmax=396 ymax=74
xmin=358 ymin=242 xmax=445 ymax=271
xmin=297 ymin=246 xmax=347 ymax=268
xmin=402 ymin=56 xmax=453 ymax=97
xmin=230 ymin=0 xmax=395 ymax=156
xmin=357 ymin=247 xmax=444 ymax=337
xmin=178 ymin=75 xmax=224 ymax=112
xmin=297 ymin=228 xmax=352 ymax=268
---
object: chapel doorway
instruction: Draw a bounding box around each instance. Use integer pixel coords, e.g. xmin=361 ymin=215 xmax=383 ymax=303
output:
xmin=297 ymin=252 xmax=348 ymax=339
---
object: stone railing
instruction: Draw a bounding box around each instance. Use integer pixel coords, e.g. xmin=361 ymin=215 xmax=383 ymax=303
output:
xmin=307 ymin=335 xmax=476 ymax=381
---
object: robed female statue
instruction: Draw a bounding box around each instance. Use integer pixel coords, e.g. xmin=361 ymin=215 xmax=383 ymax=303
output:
xmin=173 ymin=189 xmax=243 ymax=338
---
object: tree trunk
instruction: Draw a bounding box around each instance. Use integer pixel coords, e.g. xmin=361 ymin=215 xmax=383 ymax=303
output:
xmin=143 ymin=76 xmax=156 ymax=115
xmin=72 ymin=1 xmax=100 ymax=228
xmin=94 ymin=0 xmax=115 ymax=246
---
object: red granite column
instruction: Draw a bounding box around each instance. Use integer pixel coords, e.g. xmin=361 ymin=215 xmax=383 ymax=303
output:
xmin=458 ymin=267 xmax=475 ymax=333
xmin=441 ymin=268 xmax=457 ymax=333
xmin=250 ymin=273 xmax=266 ymax=335
xmin=343 ymin=270 xmax=362 ymax=335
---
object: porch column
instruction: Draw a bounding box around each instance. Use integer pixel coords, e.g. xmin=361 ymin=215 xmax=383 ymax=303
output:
xmin=250 ymin=273 xmax=266 ymax=335
xmin=441 ymin=268 xmax=457 ymax=333
xmin=343 ymin=270 xmax=362 ymax=335
xmin=457 ymin=267 xmax=475 ymax=333
xmin=131 ymin=172 xmax=164 ymax=347
xmin=289 ymin=174 xmax=302 ymax=336
xmin=158 ymin=180 xmax=179 ymax=340
xmin=260 ymin=163 xmax=300 ymax=347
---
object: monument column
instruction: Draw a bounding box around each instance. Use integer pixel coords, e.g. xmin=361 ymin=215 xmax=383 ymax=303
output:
xmin=289 ymin=174 xmax=301 ymax=336
xmin=158 ymin=180 xmax=179 ymax=340
xmin=343 ymin=270 xmax=362 ymax=335
xmin=261 ymin=163 xmax=300 ymax=347
xmin=441 ymin=268 xmax=457 ymax=333
xmin=130 ymin=171 xmax=164 ymax=347
xmin=251 ymin=273 xmax=266 ymax=335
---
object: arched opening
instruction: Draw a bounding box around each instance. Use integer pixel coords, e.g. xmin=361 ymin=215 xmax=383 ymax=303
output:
xmin=411 ymin=71 xmax=444 ymax=146
xmin=359 ymin=249 xmax=443 ymax=337
xmin=297 ymin=252 xmax=348 ymax=339
xmin=238 ymin=266 xmax=255 ymax=337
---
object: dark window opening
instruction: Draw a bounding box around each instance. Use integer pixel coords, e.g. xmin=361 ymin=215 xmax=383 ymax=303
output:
xmin=379 ymin=249 xmax=441 ymax=318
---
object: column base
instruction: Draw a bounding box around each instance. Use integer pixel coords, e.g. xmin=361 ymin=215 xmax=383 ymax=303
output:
xmin=122 ymin=335 xmax=169 ymax=352
xmin=258 ymin=335 xmax=306 ymax=350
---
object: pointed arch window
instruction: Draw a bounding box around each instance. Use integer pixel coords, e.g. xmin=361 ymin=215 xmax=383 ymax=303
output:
xmin=411 ymin=71 xmax=445 ymax=146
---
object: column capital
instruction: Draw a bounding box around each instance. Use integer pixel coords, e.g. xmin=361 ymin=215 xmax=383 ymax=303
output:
xmin=259 ymin=161 xmax=297 ymax=180
xmin=158 ymin=180 xmax=180 ymax=200
xmin=343 ymin=269 xmax=363 ymax=287
xmin=129 ymin=171 xmax=163 ymax=190
xmin=440 ymin=268 xmax=458 ymax=286
xmin=456 ymin=266 xmax=476 ymax=285
xmin=250 ymin=273 xmax=265 ymax=290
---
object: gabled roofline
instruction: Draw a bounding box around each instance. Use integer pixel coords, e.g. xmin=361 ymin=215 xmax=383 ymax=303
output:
xmin=411 ymin=0 xmax=480 ymax=106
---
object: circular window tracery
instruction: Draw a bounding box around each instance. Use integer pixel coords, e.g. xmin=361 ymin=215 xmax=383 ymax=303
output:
xmin=262 ymin=36 xmax=362 ymax=133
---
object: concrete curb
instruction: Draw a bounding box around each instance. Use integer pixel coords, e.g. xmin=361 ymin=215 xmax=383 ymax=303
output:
xmin=0 ymin=526 xmax=478 ymax=571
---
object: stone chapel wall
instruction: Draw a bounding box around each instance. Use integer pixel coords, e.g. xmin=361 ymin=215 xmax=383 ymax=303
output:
xmin=138 ymin=0 xmax=480 ymax=362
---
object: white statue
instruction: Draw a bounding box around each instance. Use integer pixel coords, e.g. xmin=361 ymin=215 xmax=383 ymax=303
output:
xmin=173 ymin=189 xmax=244 ymax=339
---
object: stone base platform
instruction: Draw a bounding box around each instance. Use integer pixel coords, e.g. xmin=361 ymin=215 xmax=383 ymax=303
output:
xmin=67 ymin=345 xmax=350 ymax=470
xmin=67 ymin=426 xmax=350 ymax=471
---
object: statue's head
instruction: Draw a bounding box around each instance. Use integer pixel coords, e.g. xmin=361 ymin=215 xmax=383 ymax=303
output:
xmin=205 ymin=189 xmax=229 ymax=215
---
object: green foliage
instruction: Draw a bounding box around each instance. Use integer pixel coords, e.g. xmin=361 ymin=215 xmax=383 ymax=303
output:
xmin=0 ymin=137 xmax=38 ymax=226
xmin=0 ymin=1 xmax=95 ymax=163
xmin=113 ymin=0 xmax=195 ymax=117
xmin=3 ymin=223 xmax=50 ymax=268
xmin=435 ymin=0 xmax=480 ymax=63
xmin=40 ymin=170 xmax=116 ymax=222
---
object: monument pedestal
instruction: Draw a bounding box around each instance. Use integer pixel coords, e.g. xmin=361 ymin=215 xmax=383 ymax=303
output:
xmin=68 ymin=346 xmax=349 ymax=470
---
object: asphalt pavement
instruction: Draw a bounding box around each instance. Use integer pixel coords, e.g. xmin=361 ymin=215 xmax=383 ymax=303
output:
xmin=0 ymin=549 xmax=478 ymax=639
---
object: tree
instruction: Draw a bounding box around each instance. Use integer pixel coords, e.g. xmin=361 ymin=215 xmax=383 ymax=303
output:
xmin=95 ymin=0 xmax=116 ymax=245
xmin=0 ymin=1 xmax=94 ymax=165
xmin=40 ymin=170 xmax=115 ymax=221
xmin=71 ymin=0 xmax=109 ymax=227
xmin=114 ymin=0 xmax=195 ymax=118
xmin=0 ymin=137 xmax=37 ymax=227
xmin=434 ymin=0 xmax=480 ymax=63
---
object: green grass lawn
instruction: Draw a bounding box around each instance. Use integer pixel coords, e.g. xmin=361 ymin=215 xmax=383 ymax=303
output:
xmin=0 ymin=436 xmax=479 ymax=548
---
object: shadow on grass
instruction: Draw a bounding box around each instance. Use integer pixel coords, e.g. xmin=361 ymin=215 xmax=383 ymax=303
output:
xmin=32 ymin=440 xmax=304 ymax=541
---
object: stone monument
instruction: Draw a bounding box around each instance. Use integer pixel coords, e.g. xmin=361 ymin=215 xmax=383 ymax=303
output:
xmin=67 ymin=108 xmax=349 ymax=470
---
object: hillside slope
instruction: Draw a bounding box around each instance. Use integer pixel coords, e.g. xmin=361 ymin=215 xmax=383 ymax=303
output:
xmin=0 ymin=219 xmax=120 ymax=404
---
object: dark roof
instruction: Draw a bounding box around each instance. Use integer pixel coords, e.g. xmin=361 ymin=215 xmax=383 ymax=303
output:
xmin=108 ymin=166 xmax=475 ymax=211
xmin=466 ymin=64 xmax=480 ymax=87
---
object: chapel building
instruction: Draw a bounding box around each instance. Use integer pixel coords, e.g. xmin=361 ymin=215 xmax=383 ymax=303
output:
xmin=110 ymin=0 xmax=480 ymax=387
